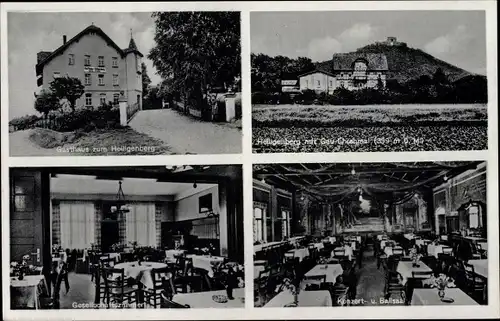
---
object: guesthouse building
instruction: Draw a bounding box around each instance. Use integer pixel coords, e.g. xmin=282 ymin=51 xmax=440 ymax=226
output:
xmin=299 ymin=52 xmax=388 ymax=93
xmin=35 ymin=24 xmax=143 ymax=110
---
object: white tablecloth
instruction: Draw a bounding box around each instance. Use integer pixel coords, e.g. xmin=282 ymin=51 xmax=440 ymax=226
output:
xmin=173 ymin=288 xmax=245 ymax=308
xmin=114 ymin=261 xmax=168 ymax=289
xmin=187 ymin=255 xmax=225 ymax=277
xmin=396 ymin=261 xmax=433 ymax=285
xmin=477 ymin=242 xmax=487 ymax=250
xmin=253 ymin=241 xmax=283 ymax=253
xmin=468 ymin=259 xmax=488 ymax=278
xmin=310 ymin=243 xmax=324 ymax=250
xmin=103 ymin=252 xmax=121 ymax=262
xmin=377 ymin=235 xmax=388 ymax=241
xmin=165 ymin=250 xmax=186 ymax=263
xmin=427 ymin=244 xmax=452 ymax=258
xmin=404 ymin=233 xmax=415 ymax=240
xmin=323 ymin=236 xmax=337 ymax=243
xmin=411 ymin=288 xmax=479 ymax=305
xmin=254 ymin=265 xmax=266 ymax=280
xmin=415 ymin=239 xmax=430 ymax=247
xmin=265 ymin=290 xmax=332 ymax=307
xmin=285 ymin=248 xmax=310 ymax=262
xmin=305 ymin=264 xmax=343 ymax=283
xmin=384 ymin=246 xmax=404 ymax=257
xmin=332 ymin=246 xmax=353 ymax=261
xmin=10 ymin=275 xmax=46 ymax=309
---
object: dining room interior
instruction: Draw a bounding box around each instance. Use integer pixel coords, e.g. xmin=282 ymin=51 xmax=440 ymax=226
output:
xmin=9 ymin=164 xmax=244 ymax=309
xmin=253 ymin=161 xmax=488 ymax=307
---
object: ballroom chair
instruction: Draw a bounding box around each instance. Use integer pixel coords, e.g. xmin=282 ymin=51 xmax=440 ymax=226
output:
xmin=303 ymin=274 xmax=327 ymax=291
xmin=463 ymin=262 xmax=487 ymax=303
xmin=332 ymin=283 xmax=349 ymax=306
xmin=143 ymin=267 xmax=172 ymax=308
xmin=160 ymin=291 xmax=190 ymax=308
xmin=384 ymin=270 xmax=405 ymax=302
xmin=254 ymin=268 xmax=271 ymax=306
xmin=102 ymin=267 xmax=139 ymax=308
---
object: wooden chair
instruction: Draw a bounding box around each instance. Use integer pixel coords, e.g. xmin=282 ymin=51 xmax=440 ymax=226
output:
xmin=254 ymin=268 xmax=271 ymax=306
xmin=384 ymin=270 xmax=405 ymax=302
xmin=463 ymin=262 xmax=486 ymax=303
xmin=332 ymin=286 xmax=349 ymax=306
xmin=102 ymin=267 xmax=139 ymax=308
xmin=143 ymin=267 xmax=172 ymax=308
xmin=160 ymin=291 xmax=190 ymax=308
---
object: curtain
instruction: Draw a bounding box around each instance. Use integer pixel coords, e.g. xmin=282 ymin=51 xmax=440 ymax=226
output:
xmin=59 ymin=201 xmax=95 ymax=250
xmin=125 ymin=203 xmax=156 ymax=247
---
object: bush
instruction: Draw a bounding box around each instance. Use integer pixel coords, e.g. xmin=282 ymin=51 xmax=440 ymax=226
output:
xmin=9 ymin=115 xmax=41 ymax=131
xmin=51 ymin=102 xmax=121 ymax=132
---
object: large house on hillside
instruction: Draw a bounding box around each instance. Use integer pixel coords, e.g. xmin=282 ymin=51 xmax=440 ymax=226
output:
xmin=35 ymin=24 xmax=143 ymax=110
xmin=297 ymin=52 xmax=389 ymax=93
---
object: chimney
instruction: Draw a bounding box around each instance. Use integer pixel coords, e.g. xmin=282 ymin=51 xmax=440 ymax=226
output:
xmin=63 ymin=35 xmax=67 ymax=45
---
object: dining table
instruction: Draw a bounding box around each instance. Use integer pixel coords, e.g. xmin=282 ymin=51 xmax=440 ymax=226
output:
xmin=285 ymin=248 xmax=310 ymax=262
xmin=323 ymin=236 xmax=337 ymax=243
xmin=427 ymin=244 xmax=453 ymax=258
xmin=468 ymin=259 xmax=488 ymax=278
xmin=253 ymin=241 xmax=284 ymax=253
xmin=264 ymin=289 xmax=332 ymax=307
xmin=172 ymin=288 xmax=245 ymax=308
xmin=411 ymin=288 xmax=479 ymax=305
xmin=10 ymin=275 xmax=47 ymax=309
xmin=187 ymin=254 xmax=226 ymax=277
xmin=332 ymin=246 xmax=353 ymax=260
xmin=304 ymin=264 xmax=343 ymax=283
xmin=254 ymin=265 xmax=267 ymax=280
xmin=113 ymin=261 xmax=169 ymax=289
xmin=383 ymin=246 xmax=404 ymax=257
xmin=396 ymin=261 xmax=433 ymax=285
xmin=165 ymin=249 xmax=186 ymax=263
xmin=309 ymin=242 xmax=325 ymax=250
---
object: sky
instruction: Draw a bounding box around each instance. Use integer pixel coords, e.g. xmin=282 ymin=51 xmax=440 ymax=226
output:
xmin=8 ymin=12 xmax=161 ymax=120
xmin=251 ymin=11 xmax=486 ymax=75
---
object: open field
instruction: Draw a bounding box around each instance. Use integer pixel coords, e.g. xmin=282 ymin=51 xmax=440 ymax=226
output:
xmin=252 ymin=104 xmax=487 ymax=152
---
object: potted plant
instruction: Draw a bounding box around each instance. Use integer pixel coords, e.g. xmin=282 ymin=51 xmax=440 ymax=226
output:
xmin=409 ymin=247 xmax=422 ymax=267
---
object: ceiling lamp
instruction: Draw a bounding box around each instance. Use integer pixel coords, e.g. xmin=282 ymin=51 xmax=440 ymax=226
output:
xmin=443 ymin=175 xmax=448 ymax=182
xmin=193 ymin=182 xmax=198 ymax=188
xmin=351 ymin=168 xmax=356 ymax=175
xmin=110 ymin=181 xmax=130 ymax=219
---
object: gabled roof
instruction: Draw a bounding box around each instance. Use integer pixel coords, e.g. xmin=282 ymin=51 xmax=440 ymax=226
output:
xmin=332 ymin=53 xmax=388 ymax=71
xmin=298 ymin=68 xmax=336 ymax=78
xmin=36 ymin=25 xmax=142 ymax=75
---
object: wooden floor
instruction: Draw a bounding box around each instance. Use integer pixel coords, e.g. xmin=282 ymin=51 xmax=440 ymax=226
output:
xmin=354 ymin=246 xmax=388 ymax=305
xmin=58 ymin=273 xmax=94 ymax=308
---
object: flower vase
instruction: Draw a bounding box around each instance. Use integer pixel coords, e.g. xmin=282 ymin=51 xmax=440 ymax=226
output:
xmin=18 ymin=270 xmax=24 ymax=281
xmin=438 ymin=289 xmax=445 ymax=301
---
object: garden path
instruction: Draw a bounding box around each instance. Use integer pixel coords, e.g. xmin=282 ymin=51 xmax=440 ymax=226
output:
xmin=129 ymin=109 xmax=242 ymax=154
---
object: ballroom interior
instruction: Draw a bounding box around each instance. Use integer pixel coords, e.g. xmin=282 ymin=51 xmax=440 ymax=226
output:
xmin=253 ymin=161 xmax=488 ymax=307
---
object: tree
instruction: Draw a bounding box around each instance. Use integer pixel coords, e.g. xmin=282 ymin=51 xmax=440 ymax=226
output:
xmin=433 ymin=67 xmax=449 ymax=85
xmin=34 ymin=89 xmax=61 ymax=117
xmin=377 ymin=75 xmax=384 ymax=90
xmin=148 ymin=12 xmax=241 ymax=118
xmin=141 ymin=62 xmax=152 ymax=97
xmin=49 ymin=76 xmax=84 ymax=112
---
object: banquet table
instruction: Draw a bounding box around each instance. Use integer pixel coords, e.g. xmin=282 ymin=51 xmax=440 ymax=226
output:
xmin=377 ymin=235 xmax=388 ymax=241
xmin=10 ymin=275 xmax=46 ymax=309
xmin=253 ymin=241 xmax=283 ymax=253
xmin=285 ymin=248 xmax=310 ymax=262
xmin=264 ymin=290 xmax=332 ymax=307
xmin=187 ymin=255 xmax=225 ymax=277
xmin=165 ymin=249 xmax=186 ymax=263
xmin=468 ymin=259 xmax=488 ymax=278
xmin=384 ymin=246 xmax=404 ymax=257
xmin=304 ymin=264 xmax=343 ymax=283
xmin=346 ymin=236 xmax=361 ymax=243
xmin=427 ymin=244 xmax=453 ymax=258
xmin=113 ymin=261 xmax=168 ymax=289
xmin=323 ymin=236 xmax=337 ymax=243
xmin=254 ymin=265 xmax=266 ymax=280
xmin=411 ymin=288 xmax=479 ymax=305
xmin=103 ymin=252 xmax=121 ymax=263
xmin=172 ymin=288 xmax=245 ymax=308
xmin=309 ymin=242 xmax=325 ymax=250
xmin=332 ymin=246 xmax=353 ymax=260
xmin=396 ymin=261 xmax=433 ymax=285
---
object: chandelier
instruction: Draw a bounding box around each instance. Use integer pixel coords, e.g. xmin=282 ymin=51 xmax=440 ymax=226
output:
xmin=110 ymin=181 xmax=130 ymax=220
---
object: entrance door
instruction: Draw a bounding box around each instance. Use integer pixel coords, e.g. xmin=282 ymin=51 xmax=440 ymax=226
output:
xmin=101 ymin=220 xmax=119 ymax=253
